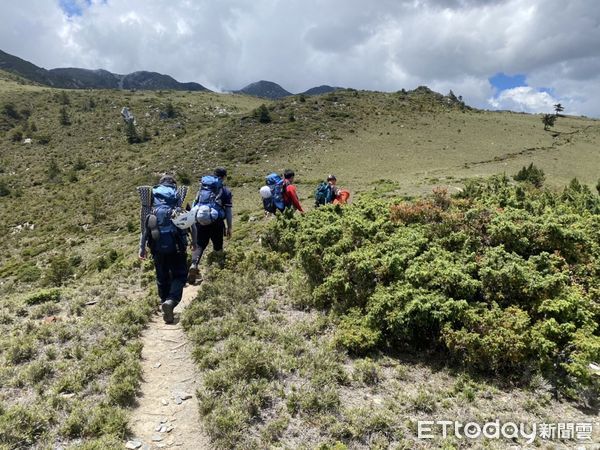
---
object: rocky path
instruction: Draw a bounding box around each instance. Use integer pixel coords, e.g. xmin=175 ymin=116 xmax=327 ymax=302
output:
xmin=126 ymin=285 xmax=211 ymax=450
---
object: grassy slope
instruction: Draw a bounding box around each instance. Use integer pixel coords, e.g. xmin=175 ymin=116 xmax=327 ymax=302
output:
xmin=0 ymin=71 xmax=598 ymax=447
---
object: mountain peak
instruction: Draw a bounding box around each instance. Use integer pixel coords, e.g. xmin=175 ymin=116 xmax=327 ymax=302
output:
xmin=236 ymin=80 xmax=292 ymax=99
xmin=301 ymin=85 xmax=342 ymax=96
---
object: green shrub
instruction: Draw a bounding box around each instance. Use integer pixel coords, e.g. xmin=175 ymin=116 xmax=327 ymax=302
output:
xmin=165 ymin=101 xmax=177 ymax=118
xmin=5 ymin=336 xmax=37 ymax=364
xmin=514 ymin=163 xmax=545 ymax=187
xmin=47 ymin=158 xmax=61 ymax=181
xmin=266 ymin=178 xmax=600 ymax=398
xmin=45 ymin=253 xmax=73 ymax=286
xmin=106 ymin=358 xmax=141 ymax=406
xmin=36 ymin=134 xmax=51 ymax=145
xmin=352 ymin=358 xmax=380 ymax=385
xmin=2 ymin=102 xmax=21 ymax=119
xmin=10 ymin=128 xmax=23 ymax=142
xmin=124 ymin=120 xmax=140 ymax=144
xmin=256 ymin=104 xmax=272 ymax=124
xmin=334 ymin=308 xmax=380 ymax=354
xmin=443 ymin=305 xmax=531 ymax=373
xmin=73 ymin=156 xmax=87 ymax=171
xmin=58 ymin=91 xmax=70 ymax=105
xmin=25 ymin=288 xmax=61 ymax=305
xmin=411 ymin=389 xmax=437 ymax=413
xmin=0 ymin=404 xmax=50 ymax=447
xmin=0 ymin=180 xmax=10 ymax=197
xmin=59 ymin=106 xmax=71 ymax=126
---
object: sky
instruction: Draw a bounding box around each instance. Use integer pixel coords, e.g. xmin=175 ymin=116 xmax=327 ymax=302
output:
xmin=1 ymin=0 xmax=600 ymax=117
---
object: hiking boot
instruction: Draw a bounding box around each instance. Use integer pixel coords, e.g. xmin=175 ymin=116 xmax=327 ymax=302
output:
xmin=162 ymin=299 xmax=175 ymax=324
xmin=187 ymin=266 xmax=199 ymax=285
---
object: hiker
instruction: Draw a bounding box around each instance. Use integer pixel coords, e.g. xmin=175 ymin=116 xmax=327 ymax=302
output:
xmin=330 ymin=175 xmax=350 ymax=205
xmin=315 ymin=174 xmax=350 ymax=206
xmin=315 ymin=174 xmax=337 ymax=207
xmin=261 ymin=172 xmax=286 ymax=214
xmin=188 ymin=167 xmax=233 ymax=284
xmin=139 ymin=175 xmax=193 ymax=324
xmin=282 ymin=169 xmax=304 ymax=213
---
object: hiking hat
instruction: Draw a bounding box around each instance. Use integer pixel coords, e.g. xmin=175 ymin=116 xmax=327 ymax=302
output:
xmin=214 ymin=167 xmax=227 ymax=178
xmin=159 ymin=174 xmax=177 ymax=186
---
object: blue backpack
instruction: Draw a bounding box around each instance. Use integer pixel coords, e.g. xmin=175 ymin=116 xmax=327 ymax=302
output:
xmin=263 ymin=173 xmax=286 ymax=213
xmin=315 ymin=182 xmax=333 ymax=207
xmin=147 ymin=184 xmax=187 ymax=254
xmin=194 ymin=175 xmax=225 ymax=225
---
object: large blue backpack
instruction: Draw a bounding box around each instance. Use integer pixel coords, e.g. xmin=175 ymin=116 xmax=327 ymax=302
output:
xmin=263 ymin=173 xmax=286 ymax=213
xmin=194 ymin=175 xmax=225 ymax=225
xmin=147 ymin=184 xmax=187 ymax=254
xmin=314 ymin=182 xmax=333 ymax=207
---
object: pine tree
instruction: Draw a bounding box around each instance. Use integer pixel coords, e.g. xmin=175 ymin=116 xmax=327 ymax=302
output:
xmin=257 ymin=104 xmax=271 ymax=124
xmin=165 ymin=102 xmax=176 ymax=118
xmin=125 ymin=121 xmax=141 ymax=144
xmin=542 ymin=114 xmax=556 ymax=130
xmin=59 ymin=106 xmax=71 ymax=126
xmin=554 ymin=103 xmax=564 ymax=116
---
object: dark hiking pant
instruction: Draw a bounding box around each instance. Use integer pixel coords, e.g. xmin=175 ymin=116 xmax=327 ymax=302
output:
xmin=192 ymin=220 xmax=225 ymax=264
xmin=152 ymin=251 xmax=188 ymax=306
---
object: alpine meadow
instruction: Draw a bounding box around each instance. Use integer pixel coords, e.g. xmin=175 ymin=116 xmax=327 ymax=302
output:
xmin=0 ymin=65 xmax=599 ymax=450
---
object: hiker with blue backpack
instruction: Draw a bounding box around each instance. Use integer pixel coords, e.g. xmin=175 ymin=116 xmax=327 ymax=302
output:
xmin=315 ymin=174 xmax=350 ymax=206
xmin=138 ymin=175 xmax=194 ymax=324
xmin=261 ymin=169 xmax=304 ymax=214
xmin=187 ymin=167 xmax=233 ymax=284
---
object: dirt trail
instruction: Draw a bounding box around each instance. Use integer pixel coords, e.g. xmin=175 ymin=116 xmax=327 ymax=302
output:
xmin=127 ymin=285 xmax=211 ymax=450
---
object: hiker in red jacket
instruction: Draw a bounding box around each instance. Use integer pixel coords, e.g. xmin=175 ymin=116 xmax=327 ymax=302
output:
xmin=282 ymin=169 xmax=304 ymax=213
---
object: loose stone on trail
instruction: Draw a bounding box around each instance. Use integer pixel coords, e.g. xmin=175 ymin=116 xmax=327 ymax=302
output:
xmin=172 ymin=391 xmax=192 ymax=401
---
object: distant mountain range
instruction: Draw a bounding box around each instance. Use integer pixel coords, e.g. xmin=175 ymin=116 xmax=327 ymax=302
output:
xmin=0 ymin=49 xmax=209 ymax=92
xmin=0 ymin=49 xmax=341 ymax=99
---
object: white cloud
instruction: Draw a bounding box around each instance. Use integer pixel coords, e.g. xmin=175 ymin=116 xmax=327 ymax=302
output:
xmin=488 ymin=86 xmax=558 ymax=113
xmin=0 ymin=0 xmax=599 ymax=116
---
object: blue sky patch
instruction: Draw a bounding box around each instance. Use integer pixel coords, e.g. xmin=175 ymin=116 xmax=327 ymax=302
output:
xmin=58 ymin=0 xmax=92 ymax=17
xmin=538 ymin=87 xmax=555 ymax=96
xmin=489 ymin=73 xmax=527 ymax=92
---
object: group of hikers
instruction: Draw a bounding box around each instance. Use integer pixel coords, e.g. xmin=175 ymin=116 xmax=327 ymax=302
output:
xmin=138 ymin=168 xmax=349 ymax=323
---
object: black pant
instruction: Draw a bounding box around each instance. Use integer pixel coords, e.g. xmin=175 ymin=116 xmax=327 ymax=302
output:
xmin=194 ymin=220 xmax=224 ymax=263
xmin=152 ymin=251 xmax=188 ymax=306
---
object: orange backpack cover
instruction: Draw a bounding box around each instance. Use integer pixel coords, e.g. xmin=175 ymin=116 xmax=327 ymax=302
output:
xmin=333 ymin=189 xmax=350 ymax=205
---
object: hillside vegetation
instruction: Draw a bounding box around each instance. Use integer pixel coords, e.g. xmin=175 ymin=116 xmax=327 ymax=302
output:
xmin=0 ymin=70 xmax=599 ymax=448
xmin=182 ymin=176 xmax=600 ymax=449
